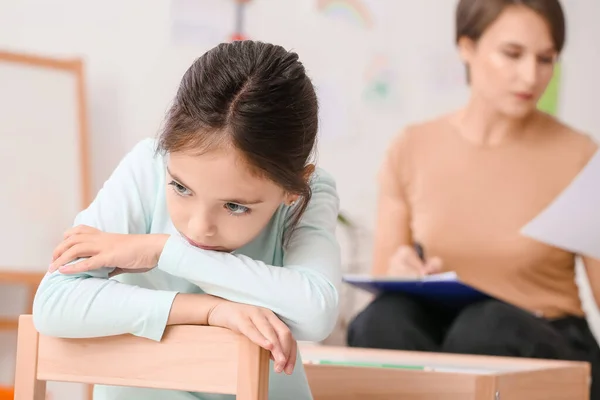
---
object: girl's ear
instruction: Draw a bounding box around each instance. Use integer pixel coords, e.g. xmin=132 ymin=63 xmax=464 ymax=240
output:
xmin=284 ymin=164 xmax=315 ymax=206
xmin=285 ymin=194 xmax=300 ymax=207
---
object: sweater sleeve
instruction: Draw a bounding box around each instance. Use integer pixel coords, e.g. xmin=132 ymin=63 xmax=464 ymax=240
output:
xmin=156 ymin=169 xmax=341 ymax=342
xmin=32 ymin=139 xmax=178 ymax=342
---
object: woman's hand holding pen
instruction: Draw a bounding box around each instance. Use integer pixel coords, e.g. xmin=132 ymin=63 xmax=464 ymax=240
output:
xmin=207 ymin=300 xmax=297 ymax=375
xmin=388 ymin=244 xmax=443 ymax=277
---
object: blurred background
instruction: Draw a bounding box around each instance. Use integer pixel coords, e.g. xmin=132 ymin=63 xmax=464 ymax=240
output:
xmin=0 ymin=0 xmax=599 ymax=398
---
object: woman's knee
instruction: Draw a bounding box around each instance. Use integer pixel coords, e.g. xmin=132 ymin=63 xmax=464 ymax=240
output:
xmin=347 ymin=294 xmax=438 ymax=351
xmin=442 ymin=300 xmax=570 ymax=358
xmin=441 ymin=300 xmax=515 ymax=355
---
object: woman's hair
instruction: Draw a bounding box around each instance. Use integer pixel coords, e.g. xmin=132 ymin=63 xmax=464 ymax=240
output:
xmin=455 ymin=0 xmax=566 ymax=81
xmin=158 ymin=40 xmax=319 ymax=241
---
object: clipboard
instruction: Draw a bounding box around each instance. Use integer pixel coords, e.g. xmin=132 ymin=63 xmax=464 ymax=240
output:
xmin=343 ymin=272 xmax=488 ymax=307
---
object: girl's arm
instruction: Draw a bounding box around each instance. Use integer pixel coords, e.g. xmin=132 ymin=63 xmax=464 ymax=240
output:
xmin=33 ymin=139 xmax=186 ymax=341
xmin=156 ymin=170 xmax=342 ymax=342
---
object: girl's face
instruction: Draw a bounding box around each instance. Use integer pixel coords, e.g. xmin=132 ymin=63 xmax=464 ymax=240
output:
xmin=165 ymin=148 xmax=292 ymax=252
xmin=460 ymin=5 xmax=558 ymax=118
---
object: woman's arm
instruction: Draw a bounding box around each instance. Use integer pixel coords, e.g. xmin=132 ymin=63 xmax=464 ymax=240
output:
xmin=571 ymin=138 xmax=599 ymax=307
xmin=583 ymin=256 xmax=600 ymax=309
xmin=372 ymin=132 xmax=412 ymax=276
xmin=156 ymin=170 xmax=342 ymax=342
xmin=33 ymin=139 xmax=186 ymax=341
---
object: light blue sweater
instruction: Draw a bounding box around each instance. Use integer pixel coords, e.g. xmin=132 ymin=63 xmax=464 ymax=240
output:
xmin=33 ymin=139 xmax=341 ymax=400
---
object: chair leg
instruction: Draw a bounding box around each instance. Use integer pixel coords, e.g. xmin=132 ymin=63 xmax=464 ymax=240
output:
xmin=237 ymin=336 xmax=270 ymax=400
xmin=14 ymin=315 xmax=46 ymax=400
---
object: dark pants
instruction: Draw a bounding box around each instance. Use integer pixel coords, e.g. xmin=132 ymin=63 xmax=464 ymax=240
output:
xmin=348 ymin=293 xmax=600 ymax=399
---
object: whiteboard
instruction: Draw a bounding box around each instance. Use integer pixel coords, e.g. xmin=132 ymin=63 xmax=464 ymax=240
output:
xmin=0 ymin=52 xmax=90 ymax=272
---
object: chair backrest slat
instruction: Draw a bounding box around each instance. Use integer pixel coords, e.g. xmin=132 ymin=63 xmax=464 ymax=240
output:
xmin=14 ymin=315 xmax=270 ymax=399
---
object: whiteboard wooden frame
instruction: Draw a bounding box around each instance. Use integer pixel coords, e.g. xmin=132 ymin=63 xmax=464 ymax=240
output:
xmin=0 ymin=50 xmax=91 ymax=329
xmin=0 ymin=50 xmax=92 ymax=207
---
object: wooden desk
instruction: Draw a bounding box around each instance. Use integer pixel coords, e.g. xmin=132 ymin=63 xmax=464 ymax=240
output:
xmin=300 ymin=344 xmax=590 ymax=400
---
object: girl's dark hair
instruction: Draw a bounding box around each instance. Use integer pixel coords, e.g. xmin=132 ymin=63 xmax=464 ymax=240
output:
xmin=158 ymin=40 xmax=318 ymax=241
xmin=456 ymin=0 xmax=566 ymax=82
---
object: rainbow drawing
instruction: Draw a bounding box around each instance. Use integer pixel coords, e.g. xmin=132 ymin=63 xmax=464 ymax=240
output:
xmin=316 ymin=0 xmax=374 ymax=29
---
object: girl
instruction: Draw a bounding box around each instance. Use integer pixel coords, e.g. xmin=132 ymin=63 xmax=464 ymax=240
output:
xmin=35 ymin=40 xmax=341 ymax=400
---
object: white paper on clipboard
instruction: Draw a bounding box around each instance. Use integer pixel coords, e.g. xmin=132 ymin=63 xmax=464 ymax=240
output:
xmin=521 ymin=149 xmax=600 ymax=259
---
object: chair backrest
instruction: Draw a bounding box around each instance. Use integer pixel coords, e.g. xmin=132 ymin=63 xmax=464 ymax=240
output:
xmin=14 ymin=315 xmax=270 ymax=400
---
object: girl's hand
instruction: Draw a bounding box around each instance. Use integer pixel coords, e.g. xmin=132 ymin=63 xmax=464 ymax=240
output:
xmin=388 ymin=245 xmax=443 ymax=277
xmin=48 ymin=225 xmax=169 ymax=274
xmin=207 ymin=301 xmax=297 ymax=375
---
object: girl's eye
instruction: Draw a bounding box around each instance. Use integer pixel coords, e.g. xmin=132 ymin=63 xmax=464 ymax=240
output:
xmin=168 ymin=180 xmax=192 ymax=196
xmin=224 ymin=202 xmax=250 ymax=216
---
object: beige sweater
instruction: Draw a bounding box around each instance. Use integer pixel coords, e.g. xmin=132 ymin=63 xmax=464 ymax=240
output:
xmin=373 ymin=113 xmax=598 ymax=318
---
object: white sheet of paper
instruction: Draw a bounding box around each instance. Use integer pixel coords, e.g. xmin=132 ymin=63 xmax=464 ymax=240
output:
xmin=521 ymin=149 xmax=600 ymax=259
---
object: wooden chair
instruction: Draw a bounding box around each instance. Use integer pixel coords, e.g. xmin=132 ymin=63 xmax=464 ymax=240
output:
xmin=14 ymin=315 xmax=270 ymax=400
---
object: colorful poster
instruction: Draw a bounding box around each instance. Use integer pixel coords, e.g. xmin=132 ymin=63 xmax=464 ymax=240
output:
xmin=316 ymin=0 xmax=374 ymax=29
xmin=362 ymin=54 xmax=398 ymax=108
xmin=537 ymin=62 xmax=562 ymax=116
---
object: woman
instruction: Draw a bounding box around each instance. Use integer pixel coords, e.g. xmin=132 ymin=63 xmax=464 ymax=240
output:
xmin=35 ymin=40 xmax=341 ymax=400
xmin=348 ymin=0 xmax=600 ymax=398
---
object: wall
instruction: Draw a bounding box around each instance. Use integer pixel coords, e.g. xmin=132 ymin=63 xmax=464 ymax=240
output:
xmin=0 ymin=0 xmax=599 ymax=398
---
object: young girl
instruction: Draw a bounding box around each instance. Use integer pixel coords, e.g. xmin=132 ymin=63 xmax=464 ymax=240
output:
xmin=35 ymin=40 xmax=341 ymax=400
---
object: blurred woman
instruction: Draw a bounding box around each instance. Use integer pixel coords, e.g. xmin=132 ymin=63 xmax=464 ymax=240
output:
xmin=348 ymin=0 xmax=600 ymax=397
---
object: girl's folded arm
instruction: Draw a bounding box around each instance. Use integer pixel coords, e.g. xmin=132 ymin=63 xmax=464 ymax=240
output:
xmin=33 ymin=269 xmax=178 ymax=341
xmin=32 ymin=139 xmax=179 ymax=341
xmin=157 ymin=171 xmax=342 ymax=342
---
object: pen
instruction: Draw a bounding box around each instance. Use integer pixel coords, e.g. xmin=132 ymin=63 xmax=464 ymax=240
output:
xmin=414 ymin=242 xmax=425 ymax=261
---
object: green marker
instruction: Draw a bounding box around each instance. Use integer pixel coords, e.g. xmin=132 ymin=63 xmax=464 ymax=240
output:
xmin=311 ymin=360 xmax=426 ymax=370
